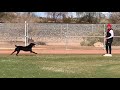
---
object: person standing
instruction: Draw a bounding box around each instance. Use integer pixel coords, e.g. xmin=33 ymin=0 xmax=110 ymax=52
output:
xmin=103 ymin=24 xmax=114 ymax=56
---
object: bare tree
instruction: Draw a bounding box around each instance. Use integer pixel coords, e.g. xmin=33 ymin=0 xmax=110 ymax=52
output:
xmin=109 ymin=12 xmax=120 ymax=23
xmin=76 ymin=12 xmax=85 ymax=18
xmin=45 ymin=12 xmax=68 ymax=22
xmin=76 ymin=12 xmax=103 ymax=23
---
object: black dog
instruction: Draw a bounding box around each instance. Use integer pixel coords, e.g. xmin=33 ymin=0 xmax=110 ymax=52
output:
xmin=11 ymin=43 xmax=37 ymax=56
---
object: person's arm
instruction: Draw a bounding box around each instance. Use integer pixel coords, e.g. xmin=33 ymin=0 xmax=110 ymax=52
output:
xmin=107 ymin=30 xmax=114 ymax=39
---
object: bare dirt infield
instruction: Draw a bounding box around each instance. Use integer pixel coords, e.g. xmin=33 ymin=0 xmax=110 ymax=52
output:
xmin=1 ymin=43 xmax=120 ymax=54
xmin=1 ymin=48 xmax=120 ymax=55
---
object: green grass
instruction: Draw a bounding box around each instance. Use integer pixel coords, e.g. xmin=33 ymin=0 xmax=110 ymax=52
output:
xmin=0 ymin=54 xmax=120 ymax=78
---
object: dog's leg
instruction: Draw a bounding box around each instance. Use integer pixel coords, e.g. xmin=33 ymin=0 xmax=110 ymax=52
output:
xmin=16 ymin=51 xmax=20 ymax=56
xmin=11 ymin=50 xmax=16 ymax=55
xmin=30 ymin=51 xmax=37 ymax=54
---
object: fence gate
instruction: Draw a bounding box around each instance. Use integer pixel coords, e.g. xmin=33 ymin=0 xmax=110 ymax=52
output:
xmin=27 ymin=23 xmax=120 ymax=50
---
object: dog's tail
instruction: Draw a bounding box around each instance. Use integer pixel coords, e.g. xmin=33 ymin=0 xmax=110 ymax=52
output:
xmin=15 ymin=45 xmax=17 ymax=47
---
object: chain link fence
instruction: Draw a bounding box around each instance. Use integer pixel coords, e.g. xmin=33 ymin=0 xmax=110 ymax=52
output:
xmin=0 ymin=22 xmax=120 ymax=50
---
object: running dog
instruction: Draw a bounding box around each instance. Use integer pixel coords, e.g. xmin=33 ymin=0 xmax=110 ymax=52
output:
xmin=11 ymin=43 xmax=37 ymax=56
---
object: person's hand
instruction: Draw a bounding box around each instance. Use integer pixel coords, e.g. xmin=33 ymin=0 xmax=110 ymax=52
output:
xmin=104 ymin=37 xmax=108 ymax=43
xmin=105 ymin=37 xmax=108 ymax=39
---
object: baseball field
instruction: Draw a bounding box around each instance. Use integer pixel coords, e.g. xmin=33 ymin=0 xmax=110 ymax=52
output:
xmin=0 ymin=54 xmax=120 ymax=78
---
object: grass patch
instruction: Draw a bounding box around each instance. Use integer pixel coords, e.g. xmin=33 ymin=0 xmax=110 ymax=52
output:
xmin=0 ymin=54 xmax=120 ymax=78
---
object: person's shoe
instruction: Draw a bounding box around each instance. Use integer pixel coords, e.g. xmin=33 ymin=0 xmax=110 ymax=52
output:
xmin=103 ymin=54 xmax=108 ymax=56
xmin=107 ymin=54 xmax=112 ymax=57
xmin=103 ymin=54 xmax=112 ymax=57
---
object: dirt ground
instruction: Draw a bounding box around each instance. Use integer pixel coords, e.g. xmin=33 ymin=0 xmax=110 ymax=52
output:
xmin=0 ymin=43 xmax=120 ymax=55
xmin=1 ymin=48 xmax=120 ymax=55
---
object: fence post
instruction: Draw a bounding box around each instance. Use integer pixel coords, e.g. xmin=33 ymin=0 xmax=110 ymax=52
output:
xmin=92 ymin=24 xmax=93 ymax=33
xmin=103 ymin=24 xmax=106 ymax=50
xmin=27 ymin=23 xmax=29 ymax=45
xmin=61 ymin=24 xmax=62 ymax=38
xmin=65 ymin=24 xmax=68 ymax=50
xmin=25 ymin=21 xmax=27 ymax=46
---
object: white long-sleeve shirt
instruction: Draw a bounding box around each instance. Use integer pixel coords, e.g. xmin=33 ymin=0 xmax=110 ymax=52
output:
xmin=107 ymin=30 xmax=114 ymax=39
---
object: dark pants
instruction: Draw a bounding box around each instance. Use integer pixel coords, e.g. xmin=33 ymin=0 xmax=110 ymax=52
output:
xmin=105 ymin=38 xmax=113 ymax=54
